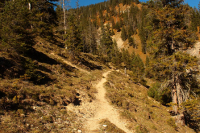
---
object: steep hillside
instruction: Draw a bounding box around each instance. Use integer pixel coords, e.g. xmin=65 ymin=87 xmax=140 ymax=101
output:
xmin=0 ymin=35 xmax=196 ymax=133
xmin=1 ymin=0 xmax=200 ymax=132
xmin=112 ymin=30 xmax=147 ymax=62
xmin=0 ymin=36 xmax=107 ymax=132
xmin=105 ymin=71 xmax=195 ymax=133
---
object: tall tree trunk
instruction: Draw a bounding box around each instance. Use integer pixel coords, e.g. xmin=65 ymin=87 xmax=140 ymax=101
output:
xmin=63 ymin=0 xmax=66 ymax=35
xmin=172 ymin=74 xmax=186 ymax=125
xmin=28 ymin=2 xmax=31 ymax=10
xmin=28 ymin=2 xmax=33 ymax=29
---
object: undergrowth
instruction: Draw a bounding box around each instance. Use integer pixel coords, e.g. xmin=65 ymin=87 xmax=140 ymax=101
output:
xmin=0 ymin=37 xmax=105 ymax=132
xmin=105 ymin=71 xmax=194 ymax=133
xmin=99 ymin=119 xmax=125 ymax=133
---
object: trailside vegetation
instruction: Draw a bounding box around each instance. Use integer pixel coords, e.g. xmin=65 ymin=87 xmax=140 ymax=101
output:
xmin=0 ymin=0 xmax=200 ymax=132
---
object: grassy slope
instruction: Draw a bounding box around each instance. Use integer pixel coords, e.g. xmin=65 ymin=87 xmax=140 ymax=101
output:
xmin=105 ymin=71 xmax=195 ymax=133
xmin=0 ymin=2 xmax=198 ymax=133
xmin=0 ymin=36 xmax=196 ymax=133
xmin=0 ymin=36 xmax=107 ymax=133
xmin=112 ymin=29 xmax=147 ymax=63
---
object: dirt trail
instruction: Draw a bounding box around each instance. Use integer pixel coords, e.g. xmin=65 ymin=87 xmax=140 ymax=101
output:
xmin=85 ymin=71 xmax=132 ymax=133
xmin=51 ymin=53 xmax=132 ymax=132
xmin=50 ymin=53 xmax=90 ymax=74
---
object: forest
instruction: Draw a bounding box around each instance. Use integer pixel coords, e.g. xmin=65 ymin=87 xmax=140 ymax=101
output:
xmin=0 ymin=0 xmax=200 ymax=132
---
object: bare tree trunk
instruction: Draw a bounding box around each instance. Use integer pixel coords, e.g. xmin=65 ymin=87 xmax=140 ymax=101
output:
xmin=176 ymin=82 xmax=183 ymax=106
xmin=172 ymin=87 xmax=178 ymax=114
xmin=28 ymin=2 xmax=31 ymax=10
xmin=63 ymin=0 xmax=66 ymax=35
xmin=172 ymin=74 xmax=186 ymax=125
xmin=28 ymin=2 xmax=33 ymax=29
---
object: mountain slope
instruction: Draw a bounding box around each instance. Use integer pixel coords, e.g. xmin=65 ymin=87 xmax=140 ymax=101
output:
xmin=0 ymin=0 xmax=199 ymax=132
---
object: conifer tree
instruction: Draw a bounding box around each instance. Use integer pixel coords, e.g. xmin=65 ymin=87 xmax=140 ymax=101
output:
xmin=111 ymin=40 xmax=122 ymax=68
xmin=0 ymin=0 xmax=33 ymax=54
xmin=190 ymin=8 xmax=200 ymax=32
xmin=128 ymin=36 xmax=136 ymax=48
xmin=121 ymin=26 xmax=127 ymax=41
xmin=121 ymin=49 xmax=131 ymax=69
xmin=65 ymin=12 xmax=82 ymax=56
xmin=131 ymin=54 xmax=145 ymax=82
xmin=114 ymin=21 xmax=121 ymax=32
xmin=147 ymin=0 xmax=199 ymax=123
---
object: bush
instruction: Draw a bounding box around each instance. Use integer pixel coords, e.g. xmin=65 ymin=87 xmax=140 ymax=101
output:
xmin=135 ymin=124 xmax=149 ymax=133
xmin=147 ymin=82 xmax=160 ymax=99
xmin=167 ymin=118 xmax=177 ymax=130
xmin=147 ymin=82 xmax=171 ymax=105
xmin=140 ymin=78 xmax=148 ymax=88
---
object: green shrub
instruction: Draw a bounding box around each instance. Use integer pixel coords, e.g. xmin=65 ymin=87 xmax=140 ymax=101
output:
xmin=148 ymin=82 xmax=171 ymax=105
xmin=140 ymin=78 xmax=148 ymax=87
xmin=147 ymin=82 xmax=160 ymax=99
xmin=167 ymin=118 xmax=177 ymax=129
xmin=135 ymin=124 xmax=149 ymax=133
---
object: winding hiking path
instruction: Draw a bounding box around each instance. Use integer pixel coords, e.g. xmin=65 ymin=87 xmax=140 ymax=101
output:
xmin=50 ymin=53 xmax=131 ymax=132
xmin=85 ymin=70 xmax=132 ymax=133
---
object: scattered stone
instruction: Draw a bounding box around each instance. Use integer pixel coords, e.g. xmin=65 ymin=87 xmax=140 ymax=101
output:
xmin=78 ymin=129 xmax=82 ymax=133
xmin=103 ymin=125 xmax=107 ymax=128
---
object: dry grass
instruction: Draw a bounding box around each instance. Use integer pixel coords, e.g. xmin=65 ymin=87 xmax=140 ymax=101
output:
xmin=112 ymin=30 xmax=147 ymax=63
xmin=99 ymin=119 xmax=126 ymax=133
xmin=105 ymin=71 xmax=195 ymax=133
xmin=0 ymin=36 xmax=107 ymax=133
xmin=130 ymin=33 xmax=147 ymax=63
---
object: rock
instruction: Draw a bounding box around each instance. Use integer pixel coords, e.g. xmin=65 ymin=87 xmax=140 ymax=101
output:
xmin=175 ymin=114 xmax=185 ymax=126
xmin=77 ymin=129 xmax=82 ymax=133
xmin=103 ymin=125 xmax=107 ymax=128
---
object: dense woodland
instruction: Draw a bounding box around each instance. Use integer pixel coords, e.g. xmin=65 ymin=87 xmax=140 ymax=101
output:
xmin=0 ymin=0 xmax=200 ymax=132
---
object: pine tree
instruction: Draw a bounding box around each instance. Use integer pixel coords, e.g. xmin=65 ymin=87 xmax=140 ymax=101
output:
xmin=128 ymin=36 xmax=136 ymax=48
xmin=121 ymin=26 xmax=127 ymax=41
xmin=100 ymin=22 xmax=113 ymax=57
xmin=30 ymin=0 xmax=58 ymax=38
xmin=65 ymin=12 xmax=82 ymax=56
xmin=111 ymin=40 xmax=122 ymax=68
xmin=121 ymin=49 xmax=131 ymax=69
xmin=190 ymin=8 xmax=200 ymax=32
xmin=114 ymin=21 xmax=121 ymax=32
xmin=147 ymin=0 xmax=199 ymax=123
xmin=131 ymin=54 xmax=145 ymax=82
xmin=0 ymin=0 xmax=33 ymax=54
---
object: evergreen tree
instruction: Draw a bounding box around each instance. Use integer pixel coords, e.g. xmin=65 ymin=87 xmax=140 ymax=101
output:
xmin=147 ymin=0 xmax=199 ymax=123
xmin=114 ymin=21 xmax=121 ymax=32
xmin=0 ymin=0 xmax=33 ymax=54
xmin=121 ymin=26 xmax=127 ymax=41
xmin=100 ymin=23 xmax=113 ymax=57
xmin=111 ymin=40 xmax=122 ymax=68
xmin=121 ymin=49 xmax=131 ymax=69
xmin=145 ymin=55 xmax=150 ymax=67
xmin=139 ymin=6 xmax=149 ymax=54
xmin=65 ymin=12 xmax=82 ymax=56
xmin=190 ymin=8 xmax=200 ymax=32
xmin=131 ymin=54 xmax=145 ymax=82
xmin=128 ymin=36 xmax=136 ymax=48
xmin=30 ymin=0 xmax=58 ymax=38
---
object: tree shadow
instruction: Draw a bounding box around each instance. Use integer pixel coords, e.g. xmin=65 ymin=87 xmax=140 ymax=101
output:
xmin=79 ymin=57 xmax=103 ymax=70
xmin=0 ymin=57 xmax=23 ymax=78
xmin=38 ymin=65 xmax=52 ymax=73
xmin=61 ymin=63 xmax=77 ymax=72
xmin=29 ymin=71 xmax=53 ymax=85
xmin=47 ymin=35 xmax=65 ymax=48
xmin=27 ymin=48 xmax=59 ymax=65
